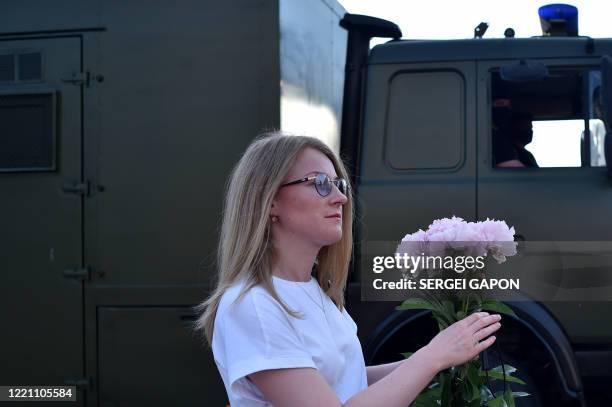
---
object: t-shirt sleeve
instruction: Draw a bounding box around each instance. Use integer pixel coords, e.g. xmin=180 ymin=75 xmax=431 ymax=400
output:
xmin=341 ymin=307 xmax=358 ymax=335
xmin=219 ymin=289 xmax=316 ymax=394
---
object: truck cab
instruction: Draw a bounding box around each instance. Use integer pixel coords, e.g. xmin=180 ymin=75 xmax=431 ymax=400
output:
xmin=341 ymin=11 xmax=612 ymax=406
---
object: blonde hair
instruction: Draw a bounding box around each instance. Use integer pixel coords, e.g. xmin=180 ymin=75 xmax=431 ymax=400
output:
xmin=193 ymin=131 xmax=354 ymax=347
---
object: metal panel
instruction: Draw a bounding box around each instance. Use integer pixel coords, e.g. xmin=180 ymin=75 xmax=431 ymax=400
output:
xmin=279 ymin=0 xmax=347 ymax=153
xmin=90 ymin=0 xmax=281 ymax=287
xmin=18 ymin=52 xmax=43 ymax=81
xmin=476 ymin=58 xmax=612 ymax=345
xmin=0 ymin=91 xmax=56 ymax=172
xmin=385 ymin=70 xmax=464 ymax=170
xmin=98 ymin=307 xmax=226 ymax=407
xmin=0 ymin=54 xmax=15 ymax=82
xmin=370 ymin=38 xmax=612 ymax=65
xmin=358 ymin=61 xmax=477 ymax=242
xmin=0 ymin=37 xmax=83 ymax=404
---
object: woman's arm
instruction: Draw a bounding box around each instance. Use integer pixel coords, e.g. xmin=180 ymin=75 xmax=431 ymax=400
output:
xmin=249 ymin=346 xmax=439 ymax=407
xmin=344 ymin=345 xmax=440 ymax=406
xmin=366 ymin=360 xmax=404 ymax=386
xmin=249 ymin=312 xmax=502 ymax=407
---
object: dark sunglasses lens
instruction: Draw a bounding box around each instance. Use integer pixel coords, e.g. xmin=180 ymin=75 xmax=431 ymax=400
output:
xmin=315 ymin=173 xmax=332 ymax=196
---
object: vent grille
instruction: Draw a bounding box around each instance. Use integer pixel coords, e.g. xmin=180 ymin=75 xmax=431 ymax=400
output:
xmin=0 ymin=54 xmax=15 ymax=82
xmin=0 ymin=93 xmax=55 ymax=172
xmin=18 ymin=53 xmax=42 ymax=81
xmin=0 ymin=51 xmax=42 ymax=83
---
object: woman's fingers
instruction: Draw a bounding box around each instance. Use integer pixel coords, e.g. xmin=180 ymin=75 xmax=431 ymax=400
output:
xmin=464 ymin=311 xmax=490 ymax=327
xmin=473 ymin=320 xmax=501 ymax=342
xmin=468 ymin=313 xmax=502 ymax=333
xmin=475 ymin=335 xmax=497 ymax=352
xmin=430 ymin=312 xmax=503 ymax=369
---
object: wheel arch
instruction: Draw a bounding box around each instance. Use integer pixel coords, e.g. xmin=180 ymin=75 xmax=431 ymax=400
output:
xmin=363 ymin=301 xmax=586 ymax=405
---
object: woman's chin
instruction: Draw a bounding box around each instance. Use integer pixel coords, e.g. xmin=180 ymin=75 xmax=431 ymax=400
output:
xmin=318 ymin=229 xmax=343 ymax=246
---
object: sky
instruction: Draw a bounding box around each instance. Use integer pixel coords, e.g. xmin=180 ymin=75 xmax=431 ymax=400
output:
xmin=337 ymin=1 xmax=612 ymax=43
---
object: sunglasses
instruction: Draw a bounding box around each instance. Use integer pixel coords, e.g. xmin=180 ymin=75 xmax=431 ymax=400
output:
xmin=280 ymin=173 xmax=349 ymax=197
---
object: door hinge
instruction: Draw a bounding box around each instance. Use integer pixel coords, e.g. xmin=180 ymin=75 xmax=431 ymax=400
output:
xmin=63 ymin=267 xmax=91 ymax=281
xmin=61 ymin=180 xmax=90 ymax=196
xmin=64 ymin=377 xmax=91 ymax=388
xmin=61 ymin=71 xmax=89 ymax=86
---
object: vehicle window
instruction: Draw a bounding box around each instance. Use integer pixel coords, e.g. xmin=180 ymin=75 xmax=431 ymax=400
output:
xmin=386 ymin=70 xmax=464 ymax=170
xmin=529 ymin=119 xmax=582 ymax=167
xmin=491 ymin=68 xmax=606 ymax=168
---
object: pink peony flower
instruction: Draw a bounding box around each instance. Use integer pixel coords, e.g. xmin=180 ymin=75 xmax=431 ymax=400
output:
xmin=398 ymin=229 xmax=428 ymax=258
xmin=450 ymin=222 xmax=487 ymax=256
xmin=396 ymin=216 xmax=517 ymax=264
xmin=478 ymin=218 xmax=515 ymax=242
xmin=426 ymin=216 xmax=465 ymax=235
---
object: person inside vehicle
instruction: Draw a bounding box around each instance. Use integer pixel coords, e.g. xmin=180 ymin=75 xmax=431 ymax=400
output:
xmin=494 ymin=112 xmax=539 ymax=168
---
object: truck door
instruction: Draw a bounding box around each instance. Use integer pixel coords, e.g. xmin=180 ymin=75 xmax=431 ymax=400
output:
xmin=359 ymin=61 xmax=477 ymax=239
xmin=476 ymin=58 xmax=612 ymax=344
xmin=0 ymin=37 xmax=85 ymax=401
xmin=477 ymin=58 xmax=612 ymax=239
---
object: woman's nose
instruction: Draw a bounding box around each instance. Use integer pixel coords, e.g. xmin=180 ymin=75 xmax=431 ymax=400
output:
xmin=330 ymin=185 xmax=348 ymax=205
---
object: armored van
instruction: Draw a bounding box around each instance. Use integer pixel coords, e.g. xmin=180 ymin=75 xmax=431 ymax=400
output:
xmin=0 ymin=0 xmax=346 ymax=405
xmin=340 ymin=10 xmax=612 ymax=407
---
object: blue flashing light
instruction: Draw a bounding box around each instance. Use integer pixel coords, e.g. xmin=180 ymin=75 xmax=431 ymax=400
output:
xmin=538 ymin=4 xmax=578 ymax=36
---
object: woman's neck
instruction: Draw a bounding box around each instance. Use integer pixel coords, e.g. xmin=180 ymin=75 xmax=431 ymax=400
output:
xmin=271 ymin=240 xmax=319 ymax=283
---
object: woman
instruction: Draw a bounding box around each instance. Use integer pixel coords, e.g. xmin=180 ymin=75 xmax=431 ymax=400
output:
xmin=194 ymin=132 xmax=502 ymax=406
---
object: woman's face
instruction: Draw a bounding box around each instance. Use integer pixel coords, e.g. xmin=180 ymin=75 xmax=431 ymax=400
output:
xmin=271 ymin=147 xmax=348 ymax=248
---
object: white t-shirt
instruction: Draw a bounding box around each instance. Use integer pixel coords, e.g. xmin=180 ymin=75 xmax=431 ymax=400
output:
xmin=212 ymin=275 xmax=368 ymax=406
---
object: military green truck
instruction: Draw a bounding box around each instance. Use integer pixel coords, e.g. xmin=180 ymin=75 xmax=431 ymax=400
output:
xmin=0 ymin=0 xmax=347 ymax=405
xmin=340 ymin=8 xmax=612 ymax=407
xmin=1 ymin=1 xmax=611 ymax=406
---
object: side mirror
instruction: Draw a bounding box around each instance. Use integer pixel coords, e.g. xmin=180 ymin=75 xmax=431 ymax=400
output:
xmin=600 ymin=55 xmax=612 ymax=178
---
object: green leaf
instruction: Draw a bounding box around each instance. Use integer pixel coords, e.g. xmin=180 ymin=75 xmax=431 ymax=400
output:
xmin=442 ymin=300 xmax=457 ymax=319
xmin=485 ymin=370 xmax=526 ymax=385
xmin=490 ymin=364 xmax=517 ymax=376
xmin=433 ymin=314 xmax=449 ymax=329
xmin=439 ymin=371 xmax=453 ymax=407
xmin=458 ymin=363 xmax=481 ymax=403
xmin=396 ymin=297 xmax=438 ymax=311
xmin=458 ymin=364 xmax=468 ymax=380
xmin=400 ymin=351 xmax=414 ymax=359
xmin=470 ymin=380 xmax=481 ymax=402
xmin=412 ymin=386 xmax=441 ymax=407
xmin=511 ymin=391 xmax=530 ymax=398
xmin=487 ymin=395 xmax=508 ymax=407
xmin=466 ymin=363 xmax=481 ymax=384
xmin=397 ymin=297 xmax=457 ymax=329
xmin=480 ymin=299 xmax=517 ymax=317
xmin=467 ymin=397 xmax=480 ymax=407
xmin=480 ymin=385 xmax=494 ymax=402
xmin=503 ymin=388 xmax=516 ymax=407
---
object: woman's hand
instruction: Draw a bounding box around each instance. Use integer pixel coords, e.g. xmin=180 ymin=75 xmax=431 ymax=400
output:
xmin=425 ymin=312 xmax=502 ymax=371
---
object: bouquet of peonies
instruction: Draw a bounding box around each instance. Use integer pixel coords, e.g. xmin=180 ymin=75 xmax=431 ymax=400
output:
xmin=398 ymin=216 xmax=517 ymax=271
xmin=395 ymin=216 xmax=529 ymax=407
